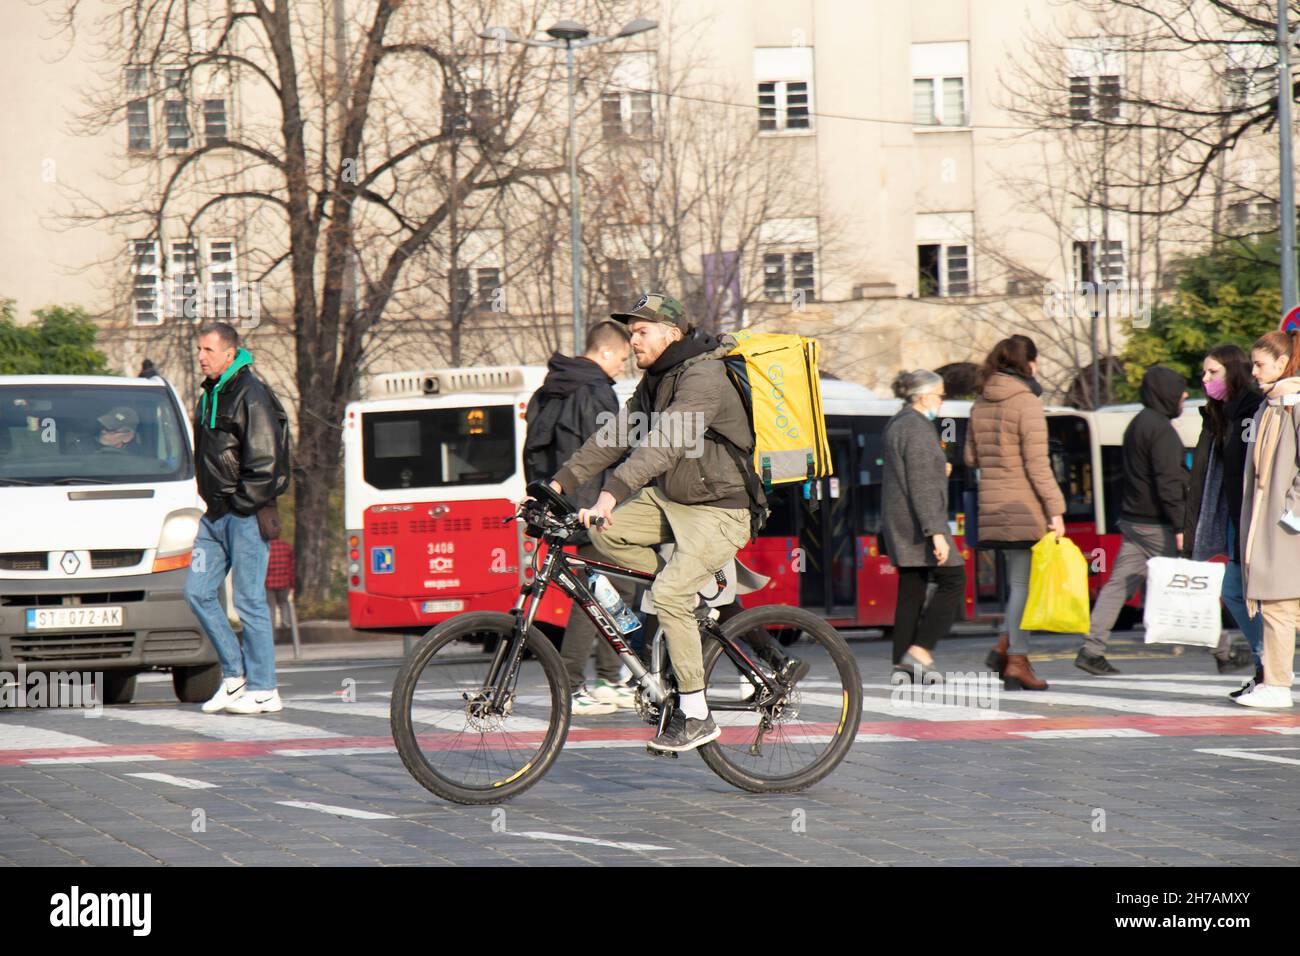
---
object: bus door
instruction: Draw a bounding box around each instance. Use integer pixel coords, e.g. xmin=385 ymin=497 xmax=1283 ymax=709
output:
xmin=798 ymin=422 xmax=858 ymax=619
xmin=1048 ymin=414 xmax=1102 ymax=598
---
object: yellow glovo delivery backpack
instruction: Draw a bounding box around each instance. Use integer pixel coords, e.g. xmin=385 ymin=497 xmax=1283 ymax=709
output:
xmin=709 ymin=329 xmax=832 ymax=540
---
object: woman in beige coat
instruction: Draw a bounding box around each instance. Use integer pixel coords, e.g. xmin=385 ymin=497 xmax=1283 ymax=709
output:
xmin=964 ymin=336 xmax=1066 ymax=690
xmin=1236 ymin=329 xmax=1300 ymax=709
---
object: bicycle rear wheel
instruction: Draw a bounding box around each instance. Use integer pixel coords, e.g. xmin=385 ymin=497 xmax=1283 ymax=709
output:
xmin=699 ymin=604 xmax=861 ymax=793
xmin=390 ymin=611 xmax=570 ymax=805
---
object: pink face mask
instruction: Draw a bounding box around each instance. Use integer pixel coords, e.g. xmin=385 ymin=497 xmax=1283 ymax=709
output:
xmin=1205 ymin=377 xmax=1229 ymax=401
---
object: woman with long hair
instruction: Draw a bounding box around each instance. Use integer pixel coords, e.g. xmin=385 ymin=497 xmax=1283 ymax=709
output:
xmin=1181 ymin=344 xmax=1262 ymax=690
xmin=1235 ymin=329 xmax=1300 ymax=709
xmin=964 ymin=335 xmax=1065 ymax=690
xmin=881 ymin=369 xmax=965 ymax=682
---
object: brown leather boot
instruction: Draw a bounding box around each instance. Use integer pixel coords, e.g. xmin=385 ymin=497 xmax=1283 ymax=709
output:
xmin=985 ymin=634 xmax=1009 ymax=675
xmin=1003 ymin=654 xmax=1048 ymax=691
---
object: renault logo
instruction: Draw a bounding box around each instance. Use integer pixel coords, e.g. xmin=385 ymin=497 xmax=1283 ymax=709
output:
xmin=60 ymin=552 xmax=80 ymax=575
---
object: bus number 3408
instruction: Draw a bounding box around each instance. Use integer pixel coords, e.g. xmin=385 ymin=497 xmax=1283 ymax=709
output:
xmin=427 ymin=542 xmax=455 ymax=555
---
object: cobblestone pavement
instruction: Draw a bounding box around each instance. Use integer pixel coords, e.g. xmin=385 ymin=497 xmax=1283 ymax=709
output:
xmin=2 ymin=632 xmax=1298 ymax=866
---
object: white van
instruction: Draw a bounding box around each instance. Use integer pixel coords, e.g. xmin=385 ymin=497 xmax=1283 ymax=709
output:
xmin=0 ymin=372 xmax=219 ymax=704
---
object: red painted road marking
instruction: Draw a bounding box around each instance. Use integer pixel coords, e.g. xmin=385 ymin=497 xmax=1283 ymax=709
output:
xmin=3 ymin=712 xmax=1300 ymax=766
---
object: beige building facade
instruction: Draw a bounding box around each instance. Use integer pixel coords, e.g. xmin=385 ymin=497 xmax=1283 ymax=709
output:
xmin=0 ymin=0 xmax=1266 ymax=408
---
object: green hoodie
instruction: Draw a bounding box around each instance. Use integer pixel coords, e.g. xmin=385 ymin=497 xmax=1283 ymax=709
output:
xmin=199 ymin=347 xmax=254 ymax=428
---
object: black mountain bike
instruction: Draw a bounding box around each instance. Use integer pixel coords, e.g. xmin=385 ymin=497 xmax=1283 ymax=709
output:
xmin=390 ymin=480 xmax=862 ymax=805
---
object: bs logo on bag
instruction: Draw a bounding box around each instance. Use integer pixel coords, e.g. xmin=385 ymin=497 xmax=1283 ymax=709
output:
xmin=1167 ymin=573 xmax=1209 ymax=590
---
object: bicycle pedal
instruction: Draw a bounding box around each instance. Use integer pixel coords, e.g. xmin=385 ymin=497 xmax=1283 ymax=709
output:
xmin=644 ymin=745 xmax=679 ymax=759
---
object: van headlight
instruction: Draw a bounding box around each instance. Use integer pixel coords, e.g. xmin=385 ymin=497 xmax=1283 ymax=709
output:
xmin=152 ymin=509 xmax=202 ymax=572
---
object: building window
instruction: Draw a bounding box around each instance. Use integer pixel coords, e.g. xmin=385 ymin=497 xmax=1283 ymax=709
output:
xmin=130 ymin=240 xmax=161 ymax=325
xmin=207 ymin=239 xmax=238 ymax=318
xmin=1073 ymin=239 xmax=1125 ymax=286
xmin=1067 ymin=38 xmax=1123 ymax=122
xmin=911 ymin=42 xmax=969 ymax=127
xmin=452 ymin=267 xmax=500 ymax=312
xmin=126 ymin=66 xmax=151 ymax=151
xmin=168 ymin=241 xmax=201 ymax=320
xmin=606 ymin=258 xmax=654 ymax=306
xmin=754 ymin=48 xmax=814 ymax=133
xmin=203 ymin=98 xmax=228 ymax=146
xmin=762 ymin=252 xmax=817 ymax=302
xmin=603 ymin=52 xmax=655 ymax=141
xmin=915 ymin=212 xmax=974 ymax=296
xmin=443 ymin=84 xmax=495 ymax=137
xmin=917 ymin=244 xmax=970 ymax=296
xmin=163 ymin=69 xmax=190 ymax=150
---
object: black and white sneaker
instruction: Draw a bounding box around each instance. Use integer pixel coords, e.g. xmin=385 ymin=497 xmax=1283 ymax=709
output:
xmin=647 ymin=709 xmax=721 ymax=754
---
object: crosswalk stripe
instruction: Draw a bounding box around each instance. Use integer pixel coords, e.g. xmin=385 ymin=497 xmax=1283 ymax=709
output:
xmin=276 ymin=800 xmax=395 ymax=820
xmin=512 ymin=831 xmax=671 ymax=851
xmin=856 ymin=691 xmax=1041 ymax=722
xmin=126 ymin=772 xmax=219 ymax=789
xmin=1046 ymin=679 xmax=1245 ymax=698
xmin=25 ymin=754 xmax=165 ymax=765
xmin=97 ymin=707 xmax=340 ymax=741
xmin=0 ymin=724 xmax=103 ymax=751
xmin=271 ymin=746 xmax=395 ymax=757
xmin=1009 ymin=728 xmax=1160 ymax=739
xmin=975 ymin=689 xmax=1247 ymax=717
xmin=282 ymin=698 xmax=553 ymax=732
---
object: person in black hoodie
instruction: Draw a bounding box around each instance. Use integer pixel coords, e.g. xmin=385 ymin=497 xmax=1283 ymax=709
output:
xmin=524 ymin=320 xmax=633 ymax=716
xmin=1182 ymin=345 xmax=1263 ymax=686
xmin=1077 ymin=365 xmax=1188 ymax=675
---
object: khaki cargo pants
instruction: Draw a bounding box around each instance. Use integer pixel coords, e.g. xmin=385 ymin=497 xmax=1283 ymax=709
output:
xmin=589 ymin=486 xmax=751 ymax=693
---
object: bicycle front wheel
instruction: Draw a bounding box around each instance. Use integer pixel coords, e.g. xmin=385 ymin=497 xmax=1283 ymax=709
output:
xmin=390 ymin=611 xmax=571 ymax=805
xmin=699 ymin=604 xmax=862 ymax=793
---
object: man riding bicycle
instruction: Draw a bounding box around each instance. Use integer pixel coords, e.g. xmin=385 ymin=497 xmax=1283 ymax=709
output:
xmin=549 ymin=292 xmax=760 ymax=754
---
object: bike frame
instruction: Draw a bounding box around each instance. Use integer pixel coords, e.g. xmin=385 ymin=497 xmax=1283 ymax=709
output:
xmin=483 ymin=534 xmax=782 ymax=720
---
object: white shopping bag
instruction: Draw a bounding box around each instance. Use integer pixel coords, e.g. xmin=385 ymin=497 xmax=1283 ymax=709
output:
xmin=1142 ymin=557 xmax=1225 ymax=647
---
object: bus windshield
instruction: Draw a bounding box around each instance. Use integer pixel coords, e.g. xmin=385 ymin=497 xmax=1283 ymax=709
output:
xmin=0 ymin=384 xmax=191 ymax=485
xmin=361 ymin=405 xmax=516 ymax=490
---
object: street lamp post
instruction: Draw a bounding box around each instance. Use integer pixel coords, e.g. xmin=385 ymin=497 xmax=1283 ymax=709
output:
xmin=479 ymin=18 xmax=658 ymax=354
xmin=1279 ymin=0 xmax=1299 ymax=312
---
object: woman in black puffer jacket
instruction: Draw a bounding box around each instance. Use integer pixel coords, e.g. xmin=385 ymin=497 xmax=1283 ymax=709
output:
xmin=1181 ymin=344 xmax=1263 ymax=692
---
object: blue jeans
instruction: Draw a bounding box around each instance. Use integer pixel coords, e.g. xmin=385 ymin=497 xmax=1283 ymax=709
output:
xmin=1223 ymin=516 xmax=1264 ymax=666
xmin=184 ymin=512 xmax=276 ymax=691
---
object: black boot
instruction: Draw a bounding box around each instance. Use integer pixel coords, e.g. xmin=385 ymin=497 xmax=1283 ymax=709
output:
xmin=1075 ymin=649 xmax=1121 ymax=675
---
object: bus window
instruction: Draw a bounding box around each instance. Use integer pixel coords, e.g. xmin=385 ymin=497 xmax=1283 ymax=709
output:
xmin=1047 ymin=415 xmax=1094 ymax=521
xmin=937 ymin=415 xmax=968 ymax=521
xmin=1102 ymin=444 xmax=1124 ymax=534
xmin=762 ymin=483 xmax=798 ymax=536
xmin=854 ymin=415 xmax=887 ymax=534
xmin=362 ymin=405 xmax=516 ymax=489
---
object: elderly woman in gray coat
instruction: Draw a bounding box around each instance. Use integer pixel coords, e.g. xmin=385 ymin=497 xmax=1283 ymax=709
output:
xmin=881 ymin=369 xmax=966 ymax=682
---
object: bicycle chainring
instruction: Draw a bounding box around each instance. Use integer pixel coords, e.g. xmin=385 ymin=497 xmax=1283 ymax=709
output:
xmin=633 ymin=686 xmax=661 ymax=725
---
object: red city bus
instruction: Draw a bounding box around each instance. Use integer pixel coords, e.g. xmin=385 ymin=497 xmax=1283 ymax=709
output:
xmin=343 ymin=363 xmax=1202 ymax=635
xmin=735 ymin=397 xmax=1202 ymax=631
xmin=343 ymin=366 xmax=569 ymax=632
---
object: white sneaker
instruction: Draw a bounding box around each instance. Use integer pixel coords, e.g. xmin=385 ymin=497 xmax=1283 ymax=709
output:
xmin=202 ymin=677 xmax=246 ymax=713
xmin=589 ymin=678 xmax=636 ymax=709
xmin=224 ymin=688 xmax=283 ymax=714
xmin=1234 ymin=684 xmax=1294 ymax=709
xmin=571 ymin=686 xmax=617 ymax=716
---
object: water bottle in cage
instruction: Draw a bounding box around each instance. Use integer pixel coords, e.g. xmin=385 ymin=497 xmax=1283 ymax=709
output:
xmin=589 ymin=574 xmax=641 ymax=635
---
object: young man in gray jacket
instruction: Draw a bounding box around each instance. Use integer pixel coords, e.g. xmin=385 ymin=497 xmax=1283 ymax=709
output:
xmin=549 ymin=293 xmax=759 ymax=753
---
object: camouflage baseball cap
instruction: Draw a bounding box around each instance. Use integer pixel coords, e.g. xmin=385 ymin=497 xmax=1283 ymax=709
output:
xmin=610 ymin=292 xmax=692 ymax=333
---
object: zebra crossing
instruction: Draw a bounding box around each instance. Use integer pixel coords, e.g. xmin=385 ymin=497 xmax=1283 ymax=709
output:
xmin=0 ymin=671 xmax=1293 ymax=766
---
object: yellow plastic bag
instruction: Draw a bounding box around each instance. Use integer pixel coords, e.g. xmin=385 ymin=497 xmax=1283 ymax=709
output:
xmin=1019 ymin=533 xmax=1090 ymax=634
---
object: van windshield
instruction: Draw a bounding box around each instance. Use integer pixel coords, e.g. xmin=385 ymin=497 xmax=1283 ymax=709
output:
xmin=0 ymin=384 xmax=192 ymax=485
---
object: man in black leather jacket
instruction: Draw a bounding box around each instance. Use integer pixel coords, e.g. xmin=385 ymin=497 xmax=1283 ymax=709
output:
xmin=183 ymin=322 xmax=283 ymax=715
